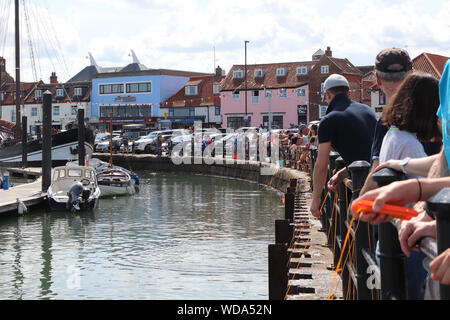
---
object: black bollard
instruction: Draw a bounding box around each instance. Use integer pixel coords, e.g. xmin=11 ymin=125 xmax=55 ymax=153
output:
xmin=348 ymin=160 xmax=372 ymax=300
xmin=372 ymin=168 xmax=407 ymax=300
xmin=21 ymin=115 xmax=27 ymax=168
xmin=268 ymin=244 xmax=288 ymax=300
xmin=275 ymin=219 xmax=293 ymax=245
xmin=78 ymin=108 xmax=85 ymax=166
xmin=285 ymin=192 xmax=295 ymax=223
xmin=42 ymin=90 xmax=52 ymax=192
xmin=426 ymin=188 xmax=450 ymax=300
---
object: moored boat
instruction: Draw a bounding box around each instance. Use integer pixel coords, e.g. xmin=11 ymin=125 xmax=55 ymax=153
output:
xmin=96 ymin=168 xmax=136 ymax=198
xmin=48 ymin=166 xmax=100 ymax=212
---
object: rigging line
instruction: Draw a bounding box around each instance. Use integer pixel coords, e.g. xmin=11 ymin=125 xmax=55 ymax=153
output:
xmin=0 ymin=0 xmax=11 ymax=56
xmin=22 ymin=0 xmax=38 ymax=82
xmin=24 ymin=0 xmax=42 ymax=80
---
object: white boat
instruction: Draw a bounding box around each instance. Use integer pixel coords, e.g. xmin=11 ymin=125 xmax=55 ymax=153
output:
xmin=96 ymin=168 xmax=136 ymax=198
xmin=48 ymin=166 xmax=101 ymax=212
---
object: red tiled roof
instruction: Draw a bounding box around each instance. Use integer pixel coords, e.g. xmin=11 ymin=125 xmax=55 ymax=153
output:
xmin=165 ymin=75 xmax=225 ymax=108
xmin=413 ymin=53 xmax=449 ymax=79
xmin=328 ymin=57 xmax=363 ymax=76
xmin=221 ymin=61 xmax=315 ymax=91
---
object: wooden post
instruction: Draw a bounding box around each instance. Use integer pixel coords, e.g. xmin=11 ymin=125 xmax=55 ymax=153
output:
xmin=41 ymin=90 xmax=52 ymax=192
xmin=21 ymin=115 xmax=27 ymax=168
xmin=268 ymin=244 xmax=288 ymax=300
xmin=276 ymin=219 xmax=293 ymax=245
xmin=77 ymin=108 xmax=85 ymax=166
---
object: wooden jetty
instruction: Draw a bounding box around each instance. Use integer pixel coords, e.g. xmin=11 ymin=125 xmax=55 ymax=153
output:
xmin=0 ymin=168 xmax=47 ymax=215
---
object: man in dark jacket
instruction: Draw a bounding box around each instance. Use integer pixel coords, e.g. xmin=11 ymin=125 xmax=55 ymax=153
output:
xmin=310 ymin=74 xmax=377 ymax=217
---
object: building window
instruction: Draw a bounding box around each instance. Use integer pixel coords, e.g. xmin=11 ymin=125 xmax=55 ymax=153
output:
xmin=169 ymin=108 xmax=174 ymax=117
xmin=53 ymin=106 xmax=60 ymax=116
xmin=227 ymin=116 xmax=249 ymax=129
xmin=251 ymin=90 xmax=259 ymax=104
xmin=71 ymin=106 xmax=77 ymax=116
xmin=56 ymin=88 xmax=64 ymax=97
xmin=276 ymin=68 xmax=286 ymax=77
xmin=189 ymin=107 xmax=195 ymax=117
xmin=35 ymin=90 xmax=42 ymax=99
xmin=215 ymin=106 xmax=221 ymax=116
xmin=321 ymin=82 xmax=325 ymax=97
xmin=297 ymin=88 xmax=306 ymax=97
xmin=263 ymin=115 xmax=283 ymax=129
xmin=379 ymin=91 xmax=387 ymax=105
xmin=296 ymin=67 xmax=308 ymax=75
xmin=11 ymin=110 xmax=16 ymax=122
xmin=279 ymin=88 xmax=287 ymax=98
xmin=99 ymin=84 xmax=124 ymax=95
xmin=185 ymin=85 xmax=198 ymax=96
xmin=233 ymin=70 xmax=244 ymax=79
xmin=126 ymin=82 xmax=152 ymax=94
xmin=321 ymin=65 xmax=329 ymax=74
xmin=254 ymin=69 xmax=264 ymax=78
xmin=232 ymin=91 xmax=240 ymax=100
xmin=31 ymin=107 xmax=38 ymax=117
xmin=213 ymin=84 xmax=221 ymax=94
xmin=74 ymin=88 xmax=83 ymax=96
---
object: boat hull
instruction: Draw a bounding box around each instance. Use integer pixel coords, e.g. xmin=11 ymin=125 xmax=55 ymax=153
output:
xmin=48 ymin=196 xmax=98 ymax=211
xmin=0 ymin=128 xmax=94 ymax=167
xmin=98 ymin=184 xmax=136 ymax=198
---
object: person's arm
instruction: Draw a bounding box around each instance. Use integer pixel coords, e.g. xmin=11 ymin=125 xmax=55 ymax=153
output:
xmin=327 ymin=167 xmax=348 ymax=192
xmin=374 ymin=152 xmax=441 ymax=177
xmin=352 ymin=176 xmax=450 ymax=223
xmin=310 ymin=142 xmax=331 ymax=217
xmin=359 ymin=159 xmax=380 ymax=196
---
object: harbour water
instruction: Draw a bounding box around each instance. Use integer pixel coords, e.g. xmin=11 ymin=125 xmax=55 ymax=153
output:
xmin=0 ymin=171 xmax=284 ymax=300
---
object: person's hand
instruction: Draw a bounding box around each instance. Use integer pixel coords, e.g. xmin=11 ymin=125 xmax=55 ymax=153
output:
xmin=398 ymin=220 xmax=436 ymax=257
xmin=430 ymin=248 xmax=450 ymax=285
xmin=373 ymin=159 xmax=402 ymax=174
xmin=327 ymin=171 xmax=345 ymax=192
xmin=310 ymin=196 xmax=322 ymax=218
xmin=350 ymin=180 xmax=417 ymax=225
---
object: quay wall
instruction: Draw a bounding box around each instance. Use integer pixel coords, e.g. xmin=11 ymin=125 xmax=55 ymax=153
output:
xmin=94 ymin=153 xmax=310 ymax=194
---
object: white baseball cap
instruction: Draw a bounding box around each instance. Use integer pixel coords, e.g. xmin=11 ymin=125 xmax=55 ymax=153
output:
xmin=323 ymin=74 xmax=349 ymax=91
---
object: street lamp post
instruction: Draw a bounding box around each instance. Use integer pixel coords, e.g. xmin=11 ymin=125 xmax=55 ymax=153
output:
xmin=244 ymin=40 xmax=249 ymax=124
xmin=264 ymin=88 xmax=273 ymax=131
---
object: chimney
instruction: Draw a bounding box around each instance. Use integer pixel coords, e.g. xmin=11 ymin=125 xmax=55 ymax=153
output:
xmin=0 ymin=57 xmax=5 ymax=73
xmin=50 ymin=72 xmax=58 ymax=84
xmin=325 ymin=46 xmax=332 ymax=57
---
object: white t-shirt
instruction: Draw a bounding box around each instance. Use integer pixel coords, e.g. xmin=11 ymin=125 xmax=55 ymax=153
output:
xmin=379 ymin=127 xmax=427 ymax=165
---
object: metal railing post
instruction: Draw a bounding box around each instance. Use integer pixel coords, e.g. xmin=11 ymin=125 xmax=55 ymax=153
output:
xmin=348 ymin=160 xmax=371 ymax=300
xmin=372 ymin=168 xmax=407 ymax=300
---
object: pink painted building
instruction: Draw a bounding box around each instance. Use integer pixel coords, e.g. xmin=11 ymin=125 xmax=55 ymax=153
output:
xmin=220 ymin=61 xmax=313 ymax=129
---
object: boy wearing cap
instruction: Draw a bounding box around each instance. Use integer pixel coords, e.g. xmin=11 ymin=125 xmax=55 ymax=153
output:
xmin=310 ymin=74 xmax=376 ymax=217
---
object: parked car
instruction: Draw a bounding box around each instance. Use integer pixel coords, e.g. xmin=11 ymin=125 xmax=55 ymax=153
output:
xmin=95 ymin=135 xmax=122 ymax=153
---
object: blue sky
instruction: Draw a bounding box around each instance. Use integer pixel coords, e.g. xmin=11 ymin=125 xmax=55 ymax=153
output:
xmin=1 ymin=0 xmax=449 ymax=82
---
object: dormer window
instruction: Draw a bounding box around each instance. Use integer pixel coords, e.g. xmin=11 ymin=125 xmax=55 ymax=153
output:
xmin=35 ymin=89 xmax=42 ymax=99
xmin=233 ymin=70 xmax=244 ymax=79
xmin=185 ymin=85 xmax=198 ymax=95
xmin=276 ymin=68 xmax=286 ymax=77
xmin=321 ymin=65 xmax=329 ymax=74
xmin=74 ymin=88 xmax=83 ymax=96
xmin=254 ymin=69 xmax=264 ymax=78
xmin=296 ymin=67 xmax=308 ymax=75
xmin=56 ymin=88 xmax=64 ymax=97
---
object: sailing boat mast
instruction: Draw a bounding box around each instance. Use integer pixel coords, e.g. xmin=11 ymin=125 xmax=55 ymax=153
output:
xmin=14 ymin=0 xmax=22 ymax=140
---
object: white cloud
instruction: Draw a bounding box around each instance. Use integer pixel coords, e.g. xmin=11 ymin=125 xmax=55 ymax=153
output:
xmin=2 ymin=0 xmax=449 ymax=82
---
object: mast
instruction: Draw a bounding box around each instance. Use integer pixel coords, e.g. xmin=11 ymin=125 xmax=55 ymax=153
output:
xmin=14 ymin=0 xmax=21 ymax=140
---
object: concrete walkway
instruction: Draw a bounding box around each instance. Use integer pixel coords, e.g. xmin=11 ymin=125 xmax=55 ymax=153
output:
xmin=0 ymin=176 xmax=46 ymax=215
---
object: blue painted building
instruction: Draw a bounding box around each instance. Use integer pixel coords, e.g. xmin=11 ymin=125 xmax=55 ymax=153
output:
xmin=90 ymin=69 xmax=210 ymax=130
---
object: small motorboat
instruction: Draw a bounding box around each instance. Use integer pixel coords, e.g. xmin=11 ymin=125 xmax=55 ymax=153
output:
xmin=48 ymin=166 xmax=101 ymax=212
xmin=96 ymin=168 xmax=136 ymax=198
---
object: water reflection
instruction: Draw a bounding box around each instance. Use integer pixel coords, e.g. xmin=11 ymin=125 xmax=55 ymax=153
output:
xmin=0 ymin=172 xmax=284 ymax=300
